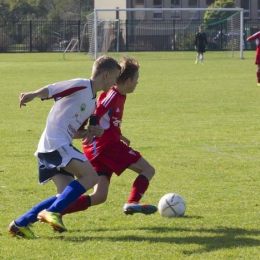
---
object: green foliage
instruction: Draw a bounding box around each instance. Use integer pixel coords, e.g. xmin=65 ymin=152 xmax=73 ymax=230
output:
xmin=0 ymin=0 xmax=94 ymax=21
xmin=204 ymin=0 xmax=236 ymax=29
xmin=1 ymin=52 xmax=260 ymax=259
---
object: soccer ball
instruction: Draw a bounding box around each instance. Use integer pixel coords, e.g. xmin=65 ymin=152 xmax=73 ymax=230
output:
xmin=158 ymin=193 xmax=186 ymax=218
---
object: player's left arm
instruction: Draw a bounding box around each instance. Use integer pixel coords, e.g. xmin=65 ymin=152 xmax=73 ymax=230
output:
xmin=75 ymin=115 xmax=104 ymax=141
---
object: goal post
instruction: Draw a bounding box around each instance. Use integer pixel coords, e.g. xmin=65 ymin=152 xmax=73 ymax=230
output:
xmin=90 ymin=7 xmax=244 ymax=59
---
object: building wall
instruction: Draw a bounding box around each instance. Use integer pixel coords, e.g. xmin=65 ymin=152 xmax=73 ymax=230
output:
xmin=94 ymin=0 xmax=260 ymax=20
xmin=94 ymin=0 xmax=127 ymax=20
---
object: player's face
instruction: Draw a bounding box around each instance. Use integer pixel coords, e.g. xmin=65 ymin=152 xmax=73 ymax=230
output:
xmin=104 ymin=69 xmax=121 ymax=92
xmin=126 ymin=71 xmax=139 ymax=94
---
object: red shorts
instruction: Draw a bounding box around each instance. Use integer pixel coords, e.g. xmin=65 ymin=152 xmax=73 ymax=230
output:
xmin=89 ymin=141 xmax=141 ymax=181
xmin=255 ymin=48 xmax=260 ymax=65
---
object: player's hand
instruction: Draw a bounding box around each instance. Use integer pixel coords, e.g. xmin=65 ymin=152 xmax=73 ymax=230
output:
xmin=88 ymin=125 xmax=104 ymax=137
xmin=19 ymin=92 xmax=36 ymax=108
xmin=194 ymin=46 xmax=197 ymax=50
xmin=120 ymin=135 xmax=130 ymax=146
xmin=82 ymin=129 xmax=94 ymax=145
xmin=82 ymin=126 xmax=104 ymax=145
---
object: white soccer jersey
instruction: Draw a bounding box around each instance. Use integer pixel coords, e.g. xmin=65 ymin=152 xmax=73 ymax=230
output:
xmin=35 ymin=78 xmax=96 ymax=154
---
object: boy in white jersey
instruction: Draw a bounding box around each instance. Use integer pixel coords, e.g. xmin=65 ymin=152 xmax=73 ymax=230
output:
xmin=8 ymin=56 xmax=121 ymax=238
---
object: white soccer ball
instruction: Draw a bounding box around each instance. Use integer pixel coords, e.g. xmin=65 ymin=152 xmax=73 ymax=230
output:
xmin=158 ymin=193 xmax=186 ymax=218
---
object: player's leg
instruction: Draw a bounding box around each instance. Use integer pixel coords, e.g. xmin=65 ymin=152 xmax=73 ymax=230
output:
xmin=61 ymin=175 xmax=110 ymax=216
xmin=37 ymin=145 xmax=98 ymax=232
xmin=123 ymin=157 xmax=157 ymax=215
xmin=8 ymin=195 xmax=58 ymax=238
xmin=257 ymin=65 xmax=260 ymax=86
xmin=89 ymin=175 xmax=110 ymax=205
xmin=8 ymin=167 xmax=74 ymax=238
xmin=200 ymin=52 xmax=204 ymax=63
xmin=195 ymin=51 xmax=199 ymax=64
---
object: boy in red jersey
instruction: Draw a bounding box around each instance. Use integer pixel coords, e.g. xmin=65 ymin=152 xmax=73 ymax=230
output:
xmin=247 ymin=31 xmax=260 ymax=86
xmin=62 ymin=56 xmax=157 ymax=216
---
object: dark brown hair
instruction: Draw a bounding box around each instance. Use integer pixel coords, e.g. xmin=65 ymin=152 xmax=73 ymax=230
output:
xmin=116 ymin=56 xmax=139 ymax=85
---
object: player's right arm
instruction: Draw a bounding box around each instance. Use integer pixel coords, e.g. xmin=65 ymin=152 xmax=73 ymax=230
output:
xmin=19 ymin=87 xmax=49 ymax=108
xmin=247 ymin=31 xmax=260 ymax=41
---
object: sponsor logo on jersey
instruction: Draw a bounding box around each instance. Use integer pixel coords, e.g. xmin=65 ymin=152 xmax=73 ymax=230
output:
xmin=129 ymin=150 xmax=136 ymax=156
xmin=80 ymin=103 xmax=86 ymax=111
xmin=73 ymin=113 xmax=79 ymax=119
xmin=112 ymin=117 xmax=121 ymax=127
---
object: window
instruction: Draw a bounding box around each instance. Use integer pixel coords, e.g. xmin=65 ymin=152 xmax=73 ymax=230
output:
xmin=153 ymin=0 xmax=163 ymax=20
xmin=134 ymin=0 xmax=145 ymax=20
xmin=171 ymin=0 xmax=180 ymax=6
xmin=188 ymin=0 xmax=197 ymax=7
xmin=171 ymin=0 xmax=181 ymax=20
xmin=258 ymin=0 xmax=260 ymax=18
xmin=206 ymin=0 xmax=214 ymax=5
xmin=241 ymin=0 xmax=250 ymax=19
xmin=188 ymin=0 xmax=198 ymax=19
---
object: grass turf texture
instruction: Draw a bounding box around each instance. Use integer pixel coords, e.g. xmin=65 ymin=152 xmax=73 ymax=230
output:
xmin=1 ymin=51 xmax=260 ymax=259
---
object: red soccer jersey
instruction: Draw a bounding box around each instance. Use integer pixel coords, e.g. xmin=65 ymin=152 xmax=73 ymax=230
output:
xmin=82 ymin=86 xmax=126 ymax=161
xmin=247 ymin=31 xmax=260 ymax=64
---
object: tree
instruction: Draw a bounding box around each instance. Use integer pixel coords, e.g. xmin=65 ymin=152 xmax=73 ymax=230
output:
xmin=0 ymin=0 xmax=94 ymax=22
xmin=204 ymin=0 xmax=236 ymax=28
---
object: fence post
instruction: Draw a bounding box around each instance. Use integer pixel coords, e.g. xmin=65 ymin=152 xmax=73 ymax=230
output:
xmin=29 ymin=20 xmax=32 ymax=52
xmin=78 ymin=20 xmax=80 ymax=52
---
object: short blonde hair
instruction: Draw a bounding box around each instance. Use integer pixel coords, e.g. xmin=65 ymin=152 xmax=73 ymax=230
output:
xmin=92 ymin=55 xmax=121 ymax=78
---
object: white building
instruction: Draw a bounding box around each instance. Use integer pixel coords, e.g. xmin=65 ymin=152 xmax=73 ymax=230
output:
xmin=94 ymin=0 xmax=260 ymax=20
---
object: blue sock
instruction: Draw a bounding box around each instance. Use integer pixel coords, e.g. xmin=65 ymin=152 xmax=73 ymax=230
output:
xmin=47 ymin=180 xmax=86 ymax=213
xmin=15 ymin=196 xmax=57 ymax=227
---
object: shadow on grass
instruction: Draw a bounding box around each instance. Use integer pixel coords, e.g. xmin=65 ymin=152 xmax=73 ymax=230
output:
xmin=47 ymin=225 xmax=260 ymax=255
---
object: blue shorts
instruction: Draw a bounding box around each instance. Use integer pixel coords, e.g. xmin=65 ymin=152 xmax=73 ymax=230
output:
xmin=37 ymin=144 xmax=87 ymax=184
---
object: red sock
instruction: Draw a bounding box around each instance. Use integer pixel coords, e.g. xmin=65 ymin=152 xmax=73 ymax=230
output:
xmin=127 ymin=175 xmax=149 ymax=203
xmin=61 ymin=195 xmax=91 ymax=215
xmin=256 ymin=71 xmax=260 ymax=83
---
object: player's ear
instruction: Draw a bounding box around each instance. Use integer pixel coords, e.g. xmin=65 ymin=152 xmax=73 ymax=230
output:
xmin=103 ymin=71 xmax=109 ymax=79
xmin=125 ymin=77 xmax=132 ymax=84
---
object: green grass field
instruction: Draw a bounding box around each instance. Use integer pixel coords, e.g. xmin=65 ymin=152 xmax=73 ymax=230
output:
xmin=1 ymin=51 xmax=260 ymax=259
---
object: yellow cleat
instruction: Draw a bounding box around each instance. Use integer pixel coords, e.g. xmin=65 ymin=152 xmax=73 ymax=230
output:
xmin=38 ymin=210 xmax=67 ymax=232
xmin=8 ymin=221 xmax=38 ymax=239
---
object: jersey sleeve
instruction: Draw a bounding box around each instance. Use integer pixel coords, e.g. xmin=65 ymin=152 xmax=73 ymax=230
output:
xmin=44 ymin=79 xmax=88 ymax=100
xmin=247 ymin=31 xmax=260 ymax=41
xmin=194 ymin=33 xmax=198 ymax=45
xmin=94 ymin=90 xmax=118 ymax=122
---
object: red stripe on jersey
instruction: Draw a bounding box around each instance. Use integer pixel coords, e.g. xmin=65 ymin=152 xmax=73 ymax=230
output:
xmin=101 ymin=90 xmax=116 ymax=107
xmin=46 ymin=86 xmax=87 ymax=100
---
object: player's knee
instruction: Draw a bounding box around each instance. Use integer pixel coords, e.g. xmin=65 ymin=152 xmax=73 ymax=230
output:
xmin=95 ymin=193 xmax=107 ymax=204
xmin=143 ymin=165 xmax=155 ymax=180
xmin=149 ymin=165 xmax=156 ymax=178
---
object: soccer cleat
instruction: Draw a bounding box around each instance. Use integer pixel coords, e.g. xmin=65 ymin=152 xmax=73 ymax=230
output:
xmin=123 ymin=203 xmax=157 ymax=215
xmin=38 ymin=210 xmax=67 ymax=232
xmin=8 ymin=221 xmax=38 ymax=239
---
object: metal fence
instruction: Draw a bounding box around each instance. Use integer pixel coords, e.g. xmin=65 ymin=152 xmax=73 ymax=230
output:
xmin=0 ymin=19 xmax=259 ymax=53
